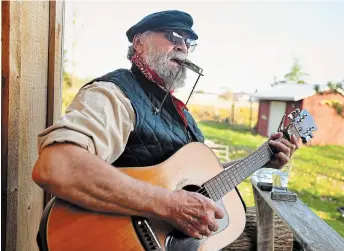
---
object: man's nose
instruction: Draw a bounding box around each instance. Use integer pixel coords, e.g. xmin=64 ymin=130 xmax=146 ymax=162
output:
xmin=174 ymin=40 xmax=188 ymax=53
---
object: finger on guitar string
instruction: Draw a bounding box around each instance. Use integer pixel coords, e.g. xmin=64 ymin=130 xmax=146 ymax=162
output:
xmin=166 ymin=190 xmax=224 ymax=239
xmin=207 ymin=218 xmax=219 ymax=232
xmin=269 ymin=139 xmax=293 ymax=159
xmin=274 ymin=152 xmax=290 ymax=166
xmin=269 ymin=132 xmax=299 ymax=157
xmin=187 ymin=207 xmax=219 ymax=235
xmin=198 ymin=225 xmax=212 ymax=237
xmin=196 ymin=213 xmax=219 ymax=235
xmin=182 ymin=222 xmax=203 ymax=239
xmin=291 ymin=134 xmax=299 ymax=146
xmin=280 ymin=138 xmax=296 ymax=155
xmin=269 ymin=132 xmax=283 ymax=140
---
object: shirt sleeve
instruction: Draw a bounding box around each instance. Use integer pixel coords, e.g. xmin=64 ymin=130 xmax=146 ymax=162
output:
xmin=37 ymin=81 xmax=136 ymax=163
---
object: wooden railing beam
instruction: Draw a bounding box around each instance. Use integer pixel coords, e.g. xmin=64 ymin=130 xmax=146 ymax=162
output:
xmin=251 ymin=175 xmax=344 ymax=251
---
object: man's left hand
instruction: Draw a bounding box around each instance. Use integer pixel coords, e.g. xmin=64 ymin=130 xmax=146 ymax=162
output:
xmin=266 ymin=132 xmax=299 ymax=169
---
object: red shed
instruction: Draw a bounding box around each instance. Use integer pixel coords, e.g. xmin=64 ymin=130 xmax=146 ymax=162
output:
xmin=254 ymin=84 xmax=344 ymax=145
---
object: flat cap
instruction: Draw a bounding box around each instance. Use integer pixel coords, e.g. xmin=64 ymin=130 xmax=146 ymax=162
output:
xmin=126 ymin=10 xmax=198 ymax=42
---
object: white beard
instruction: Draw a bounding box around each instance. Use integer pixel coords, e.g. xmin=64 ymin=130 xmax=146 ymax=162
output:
xmin=144 ymin=44 xmax=187 ymax=90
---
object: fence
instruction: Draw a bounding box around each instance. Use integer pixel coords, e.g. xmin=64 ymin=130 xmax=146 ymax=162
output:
xmin=188 ymin=100 xmax=259 ymax=130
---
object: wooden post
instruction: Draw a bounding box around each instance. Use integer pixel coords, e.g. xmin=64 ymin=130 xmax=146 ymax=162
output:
xmin=1 ymin=1 xmax=64 ymax=250
xmin=253 ymin=184 xmax=274 ymax=251
xmin=44 ymin=0 xmax=64 ymax=207
xmin=1 ymin=2 xmax=10 ymax=251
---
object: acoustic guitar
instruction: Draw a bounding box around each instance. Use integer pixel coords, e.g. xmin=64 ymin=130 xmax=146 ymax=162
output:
xmin=38 ymin=109 xmax=316 ymax=251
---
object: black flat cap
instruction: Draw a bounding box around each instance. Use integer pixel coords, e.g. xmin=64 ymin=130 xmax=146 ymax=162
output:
xmin=126 ymin=10 xmax=198 ymax=42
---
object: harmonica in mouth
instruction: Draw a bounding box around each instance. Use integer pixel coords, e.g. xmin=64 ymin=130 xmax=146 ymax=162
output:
xmin=182 ymin=59 xmax=204 ymax=76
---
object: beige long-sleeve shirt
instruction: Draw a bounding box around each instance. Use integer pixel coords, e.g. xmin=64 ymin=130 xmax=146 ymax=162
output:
xmin=37 ymin=81 xmax=136 ymax=164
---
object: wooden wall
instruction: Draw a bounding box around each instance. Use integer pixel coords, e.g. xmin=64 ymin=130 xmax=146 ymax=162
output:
xmin=1 ymin=1 xmax=64 ymax=250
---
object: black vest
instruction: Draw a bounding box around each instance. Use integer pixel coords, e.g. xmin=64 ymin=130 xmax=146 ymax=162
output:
xmin=85 ymin=65 xmax=246 ymax=211
xmin=87 ymin=65 xmax=204 ymax=167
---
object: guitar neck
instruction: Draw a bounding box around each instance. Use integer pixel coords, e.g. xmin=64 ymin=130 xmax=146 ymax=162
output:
xmin=203 ymin=126 xmax=300 ymax=202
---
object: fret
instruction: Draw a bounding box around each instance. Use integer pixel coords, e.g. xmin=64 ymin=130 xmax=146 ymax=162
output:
xmin=223 ymin=169 xmax=231 ymax=183
xmin=216 ymin=175 xmax=226 ymax=195
xmin=208 ymin=180 xmax=219 ymax=200
xmin=203 ymin=183 xmax=213 ymax=200
xmin=210 ymin=190 xmax=219 ymax=202
xmin=223 ymin=171 xmax=231 ymax=187
xmin=218 ymin=175 xmax=226 ymax=195
xmin=221 ymin=172 xmax=233 ymax=188
xmin=233 ymin=169 xmax=241 ymax=183
xmin=223 ymin=167 xmax=235 ymax=189
xmin=227 ymin=171 xmax=237 ymax=189
xmin=220 ymin=173 xmax=231 ymax=192
xmin=212 ymin=178 xmax=221 ymax=199
xmin=206 ymin=182 xmax=214 ymax=200
xmin=237 ymin=162 xmax=246 ymax=177
xmin=243 ymin=162 xmax=251 ymax=177
xmin=212 ymin=183 xmax=220 ymax=201
xmin=215 ymin=176 xmax=223 ymax=197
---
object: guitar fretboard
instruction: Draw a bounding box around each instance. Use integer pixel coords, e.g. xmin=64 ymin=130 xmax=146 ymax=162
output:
xmin=203 ymin=126 xmax=299 ymax=202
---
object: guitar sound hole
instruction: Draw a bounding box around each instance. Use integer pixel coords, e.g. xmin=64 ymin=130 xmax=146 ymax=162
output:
xmin=182 ymin=184 xmax=209 ymax=198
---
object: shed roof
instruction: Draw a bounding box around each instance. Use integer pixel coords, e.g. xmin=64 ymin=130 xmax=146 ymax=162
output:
xmin=254 ymin=83 xmax=328 ymax=101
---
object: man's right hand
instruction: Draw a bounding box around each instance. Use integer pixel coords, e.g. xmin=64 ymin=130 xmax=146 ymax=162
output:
xmin=163 ymin=190 xmax=225 ymax=239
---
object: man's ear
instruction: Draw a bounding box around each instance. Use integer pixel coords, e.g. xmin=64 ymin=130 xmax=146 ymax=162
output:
xmin=133 ymin=35 xmax=144 ymax=55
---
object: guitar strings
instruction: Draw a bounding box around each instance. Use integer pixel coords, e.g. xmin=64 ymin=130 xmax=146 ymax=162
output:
xmin=191 ymin=142 xmax=273 ymax=201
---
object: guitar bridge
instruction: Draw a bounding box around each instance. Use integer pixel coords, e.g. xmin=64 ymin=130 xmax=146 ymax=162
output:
xmin=132 ymin=216 xmax=162 ymax=251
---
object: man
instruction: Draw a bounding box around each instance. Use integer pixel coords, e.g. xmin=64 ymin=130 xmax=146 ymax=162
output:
xmin=32 ymin=10 xmax=298 ymax=243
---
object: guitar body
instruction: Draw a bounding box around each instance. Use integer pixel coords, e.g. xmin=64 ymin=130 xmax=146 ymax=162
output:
xmin=39 ymin=108 xmax=318 ymax=251
xmin=41 ymin=143 xmax=246 ymax=251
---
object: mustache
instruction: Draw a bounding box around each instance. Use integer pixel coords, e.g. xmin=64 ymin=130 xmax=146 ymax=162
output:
xmin=167 ymin=51 xmax=187 ymax=61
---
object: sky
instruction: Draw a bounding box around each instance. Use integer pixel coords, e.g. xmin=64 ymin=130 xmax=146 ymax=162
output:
xmin=63 ymin=0 xmax=344 ymax=96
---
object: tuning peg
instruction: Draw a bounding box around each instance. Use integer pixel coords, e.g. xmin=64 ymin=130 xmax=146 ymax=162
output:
xmin=288 ymin=108 xmax=302 ymax=120
xmin=302 ymin=136 xmax=311 ymax=143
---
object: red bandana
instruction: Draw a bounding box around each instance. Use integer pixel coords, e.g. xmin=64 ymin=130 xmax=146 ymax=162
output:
xmin=131 ymin=54 xmax=189 ymax=127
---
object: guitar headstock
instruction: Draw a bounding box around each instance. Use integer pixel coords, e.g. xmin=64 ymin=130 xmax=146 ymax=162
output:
xmin=285 ymin=109 xmax=317 ymax=144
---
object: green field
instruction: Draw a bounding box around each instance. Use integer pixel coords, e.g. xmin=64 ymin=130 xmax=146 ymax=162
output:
xmin=198 ymin=121 xmax=344 ymax=237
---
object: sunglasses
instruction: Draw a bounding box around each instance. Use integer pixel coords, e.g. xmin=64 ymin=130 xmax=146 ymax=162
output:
xmin=163 ymin=30 xmax=197 ymax=52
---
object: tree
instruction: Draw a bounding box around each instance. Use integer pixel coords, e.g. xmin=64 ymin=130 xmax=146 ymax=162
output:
xmin=270 ymin=57 xmax=308 ymax=87
xmin=284 ymin=57 xmax=308 ymax=84
xmin=327 ymin=80 xmax=344 ymax=95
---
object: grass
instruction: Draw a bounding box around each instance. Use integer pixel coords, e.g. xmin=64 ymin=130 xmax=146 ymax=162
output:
xmin=198 ymin=121 xmax=344 ymax=237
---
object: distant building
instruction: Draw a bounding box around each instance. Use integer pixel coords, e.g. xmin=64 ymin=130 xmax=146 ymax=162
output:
xmin=254 ymin=84 xmax=344 ymax=145
xmin=233 ymin=92 xmax=255 ymax=102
